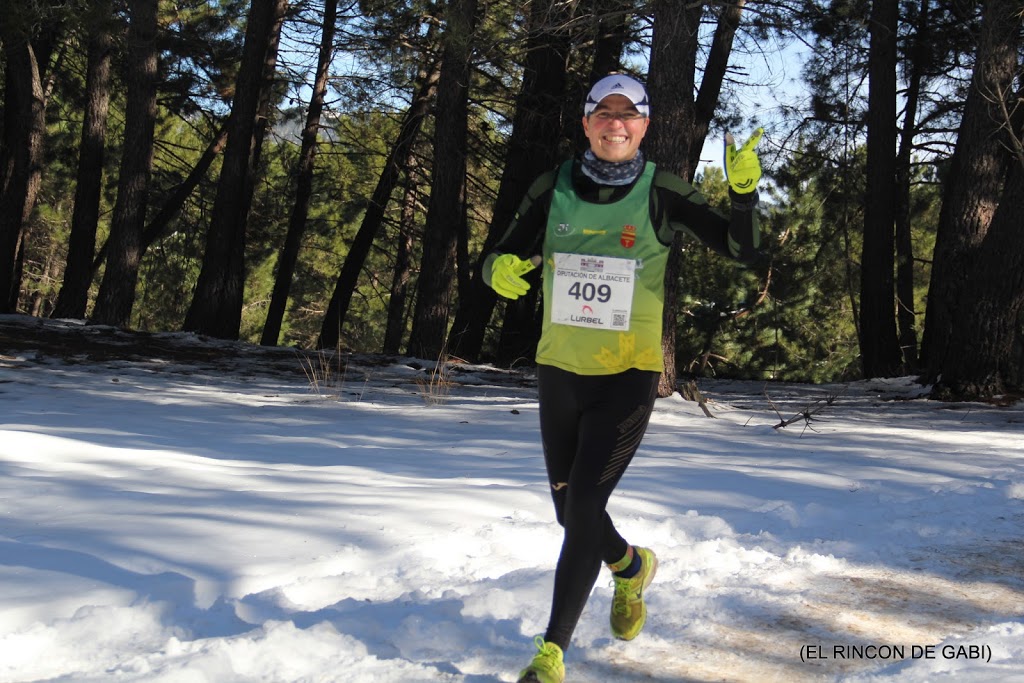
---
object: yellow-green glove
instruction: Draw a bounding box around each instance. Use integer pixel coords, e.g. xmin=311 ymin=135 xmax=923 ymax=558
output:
xmin=724 ymin=127 xmax=764 ymax=194
xmin=489 ymin=253 xmax=538 ymax=300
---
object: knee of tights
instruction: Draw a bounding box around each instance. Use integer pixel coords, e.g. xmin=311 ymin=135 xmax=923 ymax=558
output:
xmin=561 ymin=503 xmax=607 ymax=533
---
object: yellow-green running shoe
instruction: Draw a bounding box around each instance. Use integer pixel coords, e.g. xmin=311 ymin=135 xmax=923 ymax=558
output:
xmin=517 ymin=636 xmax=565 ymax=683
xmin=610 ymin=546 xmax=658 ymax=640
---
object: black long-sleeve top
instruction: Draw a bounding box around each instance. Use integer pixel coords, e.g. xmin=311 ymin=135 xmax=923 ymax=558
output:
xmin=482 ymin=157 xmax=761 ymax=283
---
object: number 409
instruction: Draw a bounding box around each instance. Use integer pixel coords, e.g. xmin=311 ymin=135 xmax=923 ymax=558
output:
xmin=568 ymin=281 xmax=612 ymax=303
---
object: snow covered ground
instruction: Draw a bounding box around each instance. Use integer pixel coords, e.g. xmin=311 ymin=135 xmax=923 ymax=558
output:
xmin=1 ymin=314 xmax=1023 ymax=682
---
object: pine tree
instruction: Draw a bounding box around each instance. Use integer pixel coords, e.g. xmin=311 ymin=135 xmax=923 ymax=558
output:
xmin=406 ymin=0 xmax=479 ymax=359
xmin=0 ymin=0 xmax=63 ymax=312
xmin=858 ymin=0 xmax=902 ymax=377
xmin=928 ymin=0 xmax=1024 ymax=399
xmin=52 ymin=0 xmax=115 ymax=320
xmin=262 ymin=0 xmax=338 ymax=346
xmin=183 ymin=0 xmax=288 ymax=339
xmin=92 ymin=0 xmax=160 ymax=327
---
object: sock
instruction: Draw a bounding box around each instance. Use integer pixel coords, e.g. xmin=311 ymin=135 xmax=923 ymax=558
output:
xmin=609 ymin=546 xmax=642 ymax=578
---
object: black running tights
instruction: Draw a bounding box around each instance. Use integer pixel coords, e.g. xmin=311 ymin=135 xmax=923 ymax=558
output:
xmin=536 ymin=364 xmax=660 ymax=651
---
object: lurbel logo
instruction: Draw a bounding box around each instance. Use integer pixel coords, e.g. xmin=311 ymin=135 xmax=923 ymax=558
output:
xmin=571 ymin=312 xmax=603 ymax=325
xmin=621 ymin=224 xmax=636 ymax=248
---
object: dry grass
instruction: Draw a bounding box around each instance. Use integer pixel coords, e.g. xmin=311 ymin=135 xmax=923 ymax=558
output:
xmin=297 ymin=347 xmax=349 ymax=400
xmin=415 ymin=348 xmax=457 ymax=406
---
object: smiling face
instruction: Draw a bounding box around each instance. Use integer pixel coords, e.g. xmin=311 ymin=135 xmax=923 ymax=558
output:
xmin=582 ymin=94 xmax=650 ymax=163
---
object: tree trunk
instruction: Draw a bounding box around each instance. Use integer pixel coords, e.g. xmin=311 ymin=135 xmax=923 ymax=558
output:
xmin=936 ymin=159 xmax=1024 ymax=399
xmin=1014 ymin=308 xmax=1024 ymax=390
xmin=383 ymin=155 xmax=420 ymax=355
xmin=892 ymin=0 xmax=931 ymax=372
xmin=406 ymin=0 xmax=478 ymax=360
xmin=921 ymin=0 xmax=1017 ymax=379
xmin=91 ymin=0 xmax=160 ymax=328
xmin=931 ymin=0 xmax=1024 ymax=399
xmin=859 ymin=0 xmax=902 ymax=377
xmin=0 ymin=37 xmax=47 ymax=312
xmin=448 ymin=0 xmax=573 ymax=361
xmin=183 ymin=0 xmax=288 ymax=339
xmin=317 ymin=59 xmax=439 ymax=350
xmin=262 ymin=0 xmax=337 ymax=346
xmin=647 ymin=0 xmax=744 ymax=397
xmin=587 ymin=0 xmax=630 ymax=82
xmin=52 ymin=0 xmax=114 ymax=320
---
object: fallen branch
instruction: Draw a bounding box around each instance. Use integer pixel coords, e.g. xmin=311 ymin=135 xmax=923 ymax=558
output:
xmin=680 ymin=379 xmax=716 ymax=418
xmin=766 ymin=390 xmax=843 ymax=433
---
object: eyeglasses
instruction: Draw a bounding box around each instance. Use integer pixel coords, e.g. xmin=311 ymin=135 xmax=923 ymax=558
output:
xmin=590 ymin=111 xmax=647 ymax=123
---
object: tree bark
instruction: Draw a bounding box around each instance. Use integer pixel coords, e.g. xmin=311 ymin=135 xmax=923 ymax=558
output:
xmin=0 ymin=35 xmax=48 ymax=312
xmin=921 ymin=0 xmax=1017 ymax=379
xmin=52 ymin=0 xmax=114 ymax=320
xmin=261 ymin=0 xmax=337 ymax=346
xmin=183 ymin=0 xmax=288 ymax=339
xmin=936 ymin=159 xmax=1024 ymax=399
xmin=406 ymin=0 xmax=479 ymax=360
xmin=931 ymin=0 xmax=1024 ymax=399
xmin=859 ymin=0 xmax=902 ymax=377
xmin=92 ymin=0 xmax=160 ymax=328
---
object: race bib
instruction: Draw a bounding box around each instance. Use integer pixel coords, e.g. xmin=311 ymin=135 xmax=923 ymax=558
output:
xmin=550 ymin=253 xmax=635 ymax=330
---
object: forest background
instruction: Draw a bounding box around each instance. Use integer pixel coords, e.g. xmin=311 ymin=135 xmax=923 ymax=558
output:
xmin=0 ymin=0 xmax=1022 ymax=401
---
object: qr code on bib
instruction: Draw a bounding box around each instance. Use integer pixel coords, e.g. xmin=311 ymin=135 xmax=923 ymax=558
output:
xmin=612 ymin=311 xmax=628 ymax=328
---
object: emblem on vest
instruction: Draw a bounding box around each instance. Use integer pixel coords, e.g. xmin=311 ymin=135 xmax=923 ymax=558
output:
xmin=621 ymin=224 xmax=636 ymax=248
xmin=555 ymin=223 xmax=572 ymax=236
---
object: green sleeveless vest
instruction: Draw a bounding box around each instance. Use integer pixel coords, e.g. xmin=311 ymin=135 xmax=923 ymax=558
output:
xmin=536 ymin=160 xmax=669 ymax=375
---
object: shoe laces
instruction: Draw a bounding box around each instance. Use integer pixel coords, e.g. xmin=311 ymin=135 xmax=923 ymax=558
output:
xmin=530 ymin=636 xmax=562 ymax=670
xmin=611 ymin=574 xmax=643 ymax=615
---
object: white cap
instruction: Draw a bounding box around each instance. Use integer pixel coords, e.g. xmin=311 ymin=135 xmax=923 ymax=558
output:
xmin=584 ymin=74 xmax=650 ymax=117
